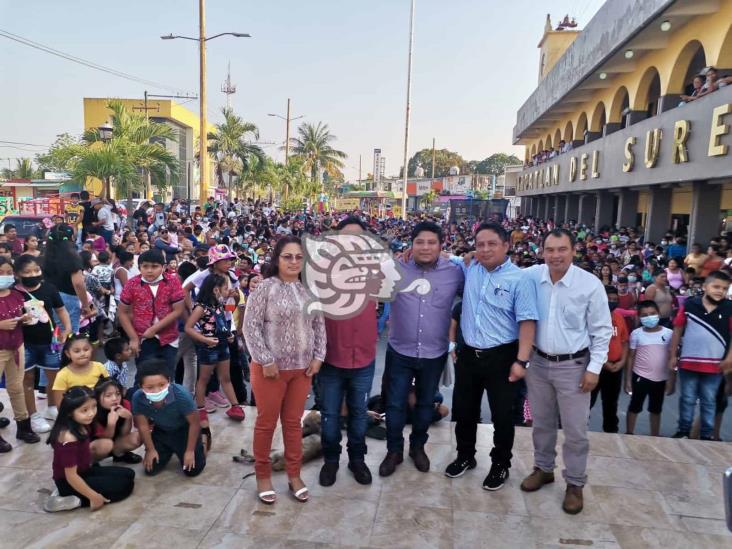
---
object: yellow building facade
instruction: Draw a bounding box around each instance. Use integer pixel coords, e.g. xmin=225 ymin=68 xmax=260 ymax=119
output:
xmin=83 ymin=98 xmax=216 ymax=201
xmin=514 ymin=0 xmax=732 ymax=244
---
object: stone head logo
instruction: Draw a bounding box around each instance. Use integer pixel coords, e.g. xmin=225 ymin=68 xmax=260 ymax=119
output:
xmin=302 ymin=232 xmax=429 ymax=319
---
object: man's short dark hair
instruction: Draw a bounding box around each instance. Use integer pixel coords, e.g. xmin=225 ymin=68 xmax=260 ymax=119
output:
xmin=411 ymin=221 xmax=442 ymax=242
xmin=3 ymin=224 xmax=15 ymax=232
xmin=542 ymin=228 xmax=576 ymax=248
xmin=705 ymin=270 xmax=731 ymax=284
xmin=138 ymin=249 xmax=165 ymax=266
xmin=80 ymin=190 xmax=90 ymax=200
xmin=103 ymin=337 xmax=128 ymax=362
xmin=336 ymin=215 xmax=367 ymax=232
xmin=474 ymin=222 xmax=508 ymax=243
xmin=70 ymin=193 xmax=80 ymax=199
xmin=136 ymin=359 xmax=170 ymax=382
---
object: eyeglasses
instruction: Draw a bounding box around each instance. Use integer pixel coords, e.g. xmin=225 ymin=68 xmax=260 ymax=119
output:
xmin=280 ymin=254 xmax=304 ymax=263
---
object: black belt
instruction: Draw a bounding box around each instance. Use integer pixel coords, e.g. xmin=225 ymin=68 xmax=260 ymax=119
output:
xmin=465 ymin=341 xmax=518 ymax=358
xmin=534 ymin=347 xmax=588 ymax=362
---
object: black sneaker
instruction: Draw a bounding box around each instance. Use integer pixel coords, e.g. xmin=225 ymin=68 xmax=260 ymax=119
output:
xmin=319 ymin=462 xmax=339 ymax=487
xmin=672 ymin=431 xmax=690 ymax=439
xmin=482 ymin=463 xmax=509 ymax=491
xmin=445 ymin=456 xmax=477 ymax=478
xmin=113 ymin=451 xmax=143 ymax=464
xmin=348 ymin=461 xmax=373 ymax=485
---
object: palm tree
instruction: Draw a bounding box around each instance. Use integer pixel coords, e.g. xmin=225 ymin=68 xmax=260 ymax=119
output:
xmin=287 ymin=122 xmax=347 ymax=188
xmin=208 ymin=107 xmax=265 ymax=201
xmin=73 ymin=101 xmax=179 ymax=217
xmin=1 ymin=158 xmax=40 ymax=179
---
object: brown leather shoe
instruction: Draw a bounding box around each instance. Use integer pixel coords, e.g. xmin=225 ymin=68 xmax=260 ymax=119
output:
xmin=379 ymin=452 xmax=404 ymax=477
xmin=562 ymin=485 xmax=584 ymax=515
xmin=409 ymin=446 xmax=430 ymax=473
xmin=520 ymin=467 xmax=555 ymax=492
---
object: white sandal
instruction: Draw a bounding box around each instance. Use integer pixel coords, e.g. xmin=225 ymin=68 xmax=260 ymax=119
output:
xmin=257 ymin=490 xmax=276 ymax=504
xmin=288 ymin=482 xmax=309 ymax=503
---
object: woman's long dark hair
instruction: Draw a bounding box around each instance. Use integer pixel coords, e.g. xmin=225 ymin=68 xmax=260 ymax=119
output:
xmin=44 ymin=223 xmax=82 ymax=276
xmin=265 ymin=235 xmax=302 ymax=279
xmin=93 ymin=377 xmax=126 ymax=439
xmin=196 ymin=273 xmax=227 ymax=308
xmin=79 ymin=250 xmax=94 ymax=271
xmin=47 ymin=386 xmax=96 ymax=445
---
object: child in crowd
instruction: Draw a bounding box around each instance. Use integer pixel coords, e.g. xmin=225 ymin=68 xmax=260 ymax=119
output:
xmin=15 ymin=254 xmax=72 ymax=434
xmin=44 ymin=386 xmax=135 ymax=513
xmin=51 ymin=333 xmax=109 ymax=407
xmin=625 ymin=300 xmax=673 ymax=436
xmin=132 ymin=359 xmax=206 ymax=477
xmin=590 ymin=286 xmax=629 ymax=433
xmin=90 ymin=378 xmax=142 ymax=463
xmin=0 ymin=257 xmax=39 ymax=452
xmin=671 ymin=270 xmax=732 ymax=439
xmin=185 ymin=274 xmax=244 ymax=421
xmin=118 ymin=250 xmax=184 ymax=372
xmin=102 ymin=337 xmax=132 ymax=391
xmin=91 ymin=250 xmax=114 ymax=319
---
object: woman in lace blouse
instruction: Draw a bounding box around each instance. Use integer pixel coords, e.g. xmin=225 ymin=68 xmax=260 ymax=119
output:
xmin=243 ymin=235 xmax=326 ymax=504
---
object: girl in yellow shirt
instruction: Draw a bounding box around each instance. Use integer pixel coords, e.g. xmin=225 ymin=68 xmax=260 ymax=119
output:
xmin=52 ymin=334 xmax=108 ymax=407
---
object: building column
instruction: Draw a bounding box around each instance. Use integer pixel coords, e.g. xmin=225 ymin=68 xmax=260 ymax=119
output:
xmin=584 ymin=131 xmax=602 ymax=144
xmin=594 ymin=191 xmax=614 ymax=232
xmin=542 ymin=196 xmax=550 ymax=220
xmin=520 ymin=197 xmax=530 ymax=217
xmin=565 ymin=194 xmax=579 ymax=224
xmin=616 ymin=189 xmax=639 ymax=229
xmin=578 ymin=194 xmax=596 ymax=227
xmin=603 ymin=123 xmax=621 ymax=136
xmin=688 ymin=182 xmax=721 ymax=247
xmin=644 ymin=187 xmax=672 ymax=243
xmin=626 ymin=110 xmax=647 ymax=126
xmin=556 ymin=195 xmax=567 ymax=224
xmin=533 ymin=196 xmax=542 ymax=218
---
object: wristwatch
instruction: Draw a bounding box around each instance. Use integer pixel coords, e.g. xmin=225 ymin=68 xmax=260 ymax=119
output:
xmin=515 ymin=359 xmax=529 ymax=368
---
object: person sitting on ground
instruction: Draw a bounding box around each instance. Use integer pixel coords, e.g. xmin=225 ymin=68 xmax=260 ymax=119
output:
xmin=132 ymin=359 xmax=206 ymax=477
xmin=90 ymin=377 xmax=142 ymax=464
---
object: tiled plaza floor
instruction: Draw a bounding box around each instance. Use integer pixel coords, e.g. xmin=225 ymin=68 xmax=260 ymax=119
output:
xmin=1 ymin=390 xmax=732 ymax=548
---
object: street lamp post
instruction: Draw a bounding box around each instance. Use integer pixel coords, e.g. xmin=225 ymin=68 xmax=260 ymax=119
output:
xmin=98 ymin=122 xmax=113 ymax=199
xmin=161 ymin=0 xmax=250 ymax=205
xmin=401 ymin=0 xmax=416 ymax=221
xmin=268 ymin=98 xmax=304 ymax=202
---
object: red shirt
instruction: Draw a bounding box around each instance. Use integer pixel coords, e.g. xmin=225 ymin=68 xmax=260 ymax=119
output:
xmin=608 ymin=310 xmax=629 ymax=362
xmin=93 ymin=399 xmax=133 ymax=439
xmin=324 ymin=302 xmax=378 ymax=369
xmin=0 ymin=289 xmax=25 ymax=350
xmin=120 ymin=273 xmax=184 ymax=346
xmin=52 ymin=438 xmax=91 ymax=481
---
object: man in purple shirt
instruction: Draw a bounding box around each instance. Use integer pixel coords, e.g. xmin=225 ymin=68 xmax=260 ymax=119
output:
xmin=379 ymin=221 xmax=464 ymax=477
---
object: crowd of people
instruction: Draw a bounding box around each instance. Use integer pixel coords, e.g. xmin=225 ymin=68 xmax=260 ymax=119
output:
xmin=0 ymin=190 xmax=730 ymax=517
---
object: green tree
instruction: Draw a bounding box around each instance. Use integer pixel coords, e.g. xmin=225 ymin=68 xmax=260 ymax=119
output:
xmin=420 ymin=189 xmax=438 ymax=210
xmin=1 ymin=158 xmax=42 ymax=179
xmin=208 ymin=107 xmax=265 ymax=201
xmin=407 ymin=148 xmax=465 ymax=177
xmin=36 ymin=134 xmax=83 ymax=173
xmin=288 ymin=122 xmax=347 ymax=187
xmin=474 ymin=153 xmax=522 ymax=176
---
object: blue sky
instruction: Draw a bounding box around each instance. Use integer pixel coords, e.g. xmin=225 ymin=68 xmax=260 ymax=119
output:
xmin=0 ymin=0 xmax=604 ymax=181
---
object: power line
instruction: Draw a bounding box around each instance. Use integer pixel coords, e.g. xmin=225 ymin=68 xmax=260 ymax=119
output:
xmin=0 ymin=140 xmax=48 ymax=147
xmin=0 ymin=28 xmax=189 ymax=94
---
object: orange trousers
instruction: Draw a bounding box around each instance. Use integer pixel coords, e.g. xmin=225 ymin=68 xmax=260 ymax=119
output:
xmin=250 ymin=363 xmax=312 ymax=479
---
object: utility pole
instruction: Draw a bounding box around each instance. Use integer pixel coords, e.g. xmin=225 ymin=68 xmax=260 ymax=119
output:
xmin=199 ymin=0 xmax=209 ymax=204
xmin=400 ymin=0 xmax=416 ymax=221
xmin=285 ymin=98 xmax=291 ymax=165
xmin=431 ymin=137 xmax=436 ymax=179
xmin=358 ymin=154 xmax=362 ymax=184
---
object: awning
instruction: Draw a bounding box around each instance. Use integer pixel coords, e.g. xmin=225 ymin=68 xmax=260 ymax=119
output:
xmin=0 ymin=182 xmax=62 ymax=188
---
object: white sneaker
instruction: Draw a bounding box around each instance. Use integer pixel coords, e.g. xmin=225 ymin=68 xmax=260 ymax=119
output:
xmin=43 ymin=495 xmax=82 ymax=513
xmin=44 ymin=406 xmax=58 ymax=421
xmin=31 ymin=412 xmax=51 ymax=434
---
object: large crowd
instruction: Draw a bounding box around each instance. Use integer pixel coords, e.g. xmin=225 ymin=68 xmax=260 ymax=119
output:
xmin=0 ymin=190 xmax=730 ymax=517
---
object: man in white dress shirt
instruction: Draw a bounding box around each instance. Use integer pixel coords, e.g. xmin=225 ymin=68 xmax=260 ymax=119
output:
xmin=520 ymin=228 xmax=612 ymax=515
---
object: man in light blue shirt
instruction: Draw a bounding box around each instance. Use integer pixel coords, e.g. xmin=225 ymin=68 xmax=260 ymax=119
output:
xmin=445 ymin=223 xmax=537 ymax=491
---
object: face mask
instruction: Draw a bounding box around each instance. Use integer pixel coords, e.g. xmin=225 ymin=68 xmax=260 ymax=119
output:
xmin=142 ymin=274 xmax=164 ymax=285
xmin=144 ymin=385 xmax=169 ymax=402
xmin=627 ymin=276 xmax=637 ymax=283
xmin=608 ymin=302 xmax=619 ymax=312
xmin=21 ymin=275 xmax=43 ymax=287
xmin=0 ymin=275 xmax=15 ymax=289
xmin=640 ymin=315 xmax=660 ymax=328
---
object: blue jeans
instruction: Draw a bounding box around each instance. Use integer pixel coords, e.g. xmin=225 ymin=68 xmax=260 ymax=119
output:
xmin=677 ymin=368 xmax=723 ymax=438
xmin=60 ymin=292 xmax=81 ymax=333
xmin=138 ymin=339 xmax=178 ymax=380
xmin=384 ymin=344 xmax=446 ymax=453
xmin=100 ymin=228 xmax=113 ymax=244
xmin=319 ymin=361 xmax=375 ymax=463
